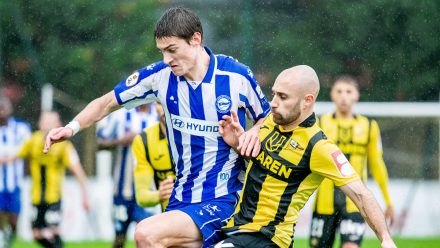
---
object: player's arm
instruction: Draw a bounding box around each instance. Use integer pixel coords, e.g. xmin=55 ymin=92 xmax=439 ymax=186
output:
xmin=132 ymin=135 xmax=172 ymax=207
xmin=65 ymin=144 xmax=90 ymax=212
xmin=44 ymin=91 xmax=119 ymax=153
xmin=368 ymin=120 xmax=394 ymax=224
xmin=0 ymin=137 xmax=31 ymax=164
xmin=339 ymin=180 xmax=395 ymax=248
xmin=310 ymin=140 xmax=396 ymax=248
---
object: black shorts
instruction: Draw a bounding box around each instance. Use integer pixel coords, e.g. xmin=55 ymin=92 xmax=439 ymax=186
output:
xmin=31 ymin=202 xmax=62 ymax=229
xmin=309 ymin=211 xmax=366 ymax=248
xmin=214 ymin=232 xmax=279 ymax=248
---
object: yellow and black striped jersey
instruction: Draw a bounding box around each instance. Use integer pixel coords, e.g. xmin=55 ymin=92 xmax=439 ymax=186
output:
xmin=18 ymin=131 xmax=79 ymax=205
xmin=132 ymin=122 xmax=175 ymax=211
xmin=314 ymin=113 xmax=392 ymax=214
xmin=223 ymin=113 xmax=359 ymax=248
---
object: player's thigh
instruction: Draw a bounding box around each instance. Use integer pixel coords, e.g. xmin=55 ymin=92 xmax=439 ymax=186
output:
xmin=309 ymin=212 xmax=339 ymax=248
xmin=135 ymin=210 xmax=202 ymax=247
xmin=340 ymin=212 xmax=366 ymax=247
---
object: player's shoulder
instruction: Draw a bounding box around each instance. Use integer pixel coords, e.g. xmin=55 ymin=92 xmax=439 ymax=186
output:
xmin=139 ymin=61 xmax=169 ymax=74
xmin=215 ymin=54 xmax=253 ymax=77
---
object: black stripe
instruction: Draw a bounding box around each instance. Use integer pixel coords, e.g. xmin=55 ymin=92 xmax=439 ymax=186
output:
xmin=232 ymin=164 xmax=268 ymax=226
xmin=140 ymin=131 xmax=151 ymax=164
xmin=263 ymin=131 xmax=326 ymax=240
xmin=40 ymin=166 xmax=46 ymax=204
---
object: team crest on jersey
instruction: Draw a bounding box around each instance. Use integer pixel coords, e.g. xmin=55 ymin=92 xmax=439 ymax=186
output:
xmin=125 ymin=71 xmax=139 ymax=87
xmin=265 ymin=131 xmax=287 ymax=152
xmin=330 ymin=150 xmax=355 ymax=177
xmin=215 ymin=95 xmax=232 ymax=114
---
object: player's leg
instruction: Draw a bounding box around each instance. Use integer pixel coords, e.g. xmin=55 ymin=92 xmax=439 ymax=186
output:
xmin=214 ymin=232 xmax=278 ymax=248
xmin=309 ymin=212 xmax=338 ymax=248
xmin=112 ymin=199 xmax=131 ymax=248
xmin=340 ymin=211 xmax=366 ymax=248
xmin=45 ymin=202 xmax=63 ymax=248
xmin=31 ymin=204 xmax=52 ymax=248
xmin=135 ymin=193 xmax=238 ymax=248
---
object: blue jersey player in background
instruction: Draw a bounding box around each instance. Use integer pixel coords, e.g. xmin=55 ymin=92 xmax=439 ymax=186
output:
xmin=44 ymin=7 xmax=270 ymax=247
xmin=0 ymin=96 xmax=31 ymax=248
xmin=97 ymin=104 xmax=157 ymax=248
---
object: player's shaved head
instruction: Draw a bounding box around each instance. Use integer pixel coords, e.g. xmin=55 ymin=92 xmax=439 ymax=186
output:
xmin=39 ymin=111 xmax=62 ymax=134
xmin=276 ymin=65 xmax=320 ymax=99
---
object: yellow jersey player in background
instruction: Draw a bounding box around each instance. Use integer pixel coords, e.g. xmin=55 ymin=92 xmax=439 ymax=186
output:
xmin=132 ymin=102 xmax=175 ymax=212
xmin=216 ymin=66 xmax=396 ymax=248
xmin=18 ymin=112 xmax=90 ymax=248
xmin=310 ymin=75 xmax=393 ymax=248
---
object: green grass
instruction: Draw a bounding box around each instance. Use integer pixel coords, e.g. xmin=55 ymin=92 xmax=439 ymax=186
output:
xmin=12 ymin=237 xmax=440 ymax=248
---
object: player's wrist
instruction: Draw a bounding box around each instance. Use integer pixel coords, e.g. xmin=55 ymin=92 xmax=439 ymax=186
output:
xmin=65 ymin=120 xmax=81 ymax=136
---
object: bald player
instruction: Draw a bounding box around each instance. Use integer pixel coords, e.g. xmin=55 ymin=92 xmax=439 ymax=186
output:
xmin=216 ymin=66 xmax=396 ymax=248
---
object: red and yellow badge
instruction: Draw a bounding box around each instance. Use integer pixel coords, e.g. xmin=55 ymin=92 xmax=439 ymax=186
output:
xmin=125 ymin=71 xmax=140 ymax=87
xmin=330 ymin=150 xmax=354 ymax=177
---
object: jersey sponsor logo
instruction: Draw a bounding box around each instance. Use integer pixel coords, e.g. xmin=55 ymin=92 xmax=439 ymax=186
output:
xmin=330 ymin=150 xmax=355 ymax=177
xmin=125 ymin=71 xmax=140 ymax=87
xmin=255 ymin=150 xmax=293 ymax=179
xmin=215 ymin=95 xmax=232 ymax=114
xmin=170 ymin=114 xmax=220 ymax=137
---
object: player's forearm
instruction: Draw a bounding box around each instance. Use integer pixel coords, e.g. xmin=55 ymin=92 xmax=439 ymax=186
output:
xmin=135 ymin=189 xmax=160 ymax=208
xmin=71 ymin=164 xmax=89 ymax=198
xmin=73 ymin=91 xmax=118 ymax=131
xmin=354 ymin=187 xmax=392 ymax=242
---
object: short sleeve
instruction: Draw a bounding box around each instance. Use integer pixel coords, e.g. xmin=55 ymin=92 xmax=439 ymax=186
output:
xmin=114 ymin=62 xmax=168 ymax=109
xmin=310 ymin=139 xmax=359 ymax=187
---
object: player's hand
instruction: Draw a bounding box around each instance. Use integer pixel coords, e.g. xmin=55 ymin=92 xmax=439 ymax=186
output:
xmin=385 ymin=206 xmax=394 ymax=227
xmin=238 ymin=122 xmax=261 ymax=158
xmin=44 ymin=127 xmax=74 ymax=153
xmin=83 ymin=195 xmax=91 ymax=212
xmin=219 ymin=110 xmax=244 ymax=149
xmin=158 ymin=176 xmax=174 ymax=201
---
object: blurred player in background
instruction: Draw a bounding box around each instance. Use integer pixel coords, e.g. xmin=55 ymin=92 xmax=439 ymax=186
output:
xmin=217 ymin=66 xmax=396 ymax=248
xmin=44 ymin=7 xmax=270 ymax=247
xmin=309 ymin=75 xmax=394 ymax=248
xmin=132 ymin=102 xmax=175 ymax=212
xmin=97 ymin=103 xmax=157 ymax=248
xmin=0 ymin=96 xmax=31 ymax=248
xmin=15 ymin=112 xmax=89 ymax=248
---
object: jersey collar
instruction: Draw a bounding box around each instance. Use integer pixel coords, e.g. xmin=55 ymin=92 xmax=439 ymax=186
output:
xmin=299 ymin=113 xmax=317 ymax=127
xmin=178 ymin=46 xmax=216 ymax=84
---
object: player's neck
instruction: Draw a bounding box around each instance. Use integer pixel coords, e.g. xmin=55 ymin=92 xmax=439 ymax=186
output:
xmin=0 ymin=117 xmax=8 ymax=126
xmin=335 ymin=109 xmax=354 ymax=119
xmin=280 ymin=110 xmax=314 ymax=131
xmin=184 ymin=47 xmax=210 ymax=82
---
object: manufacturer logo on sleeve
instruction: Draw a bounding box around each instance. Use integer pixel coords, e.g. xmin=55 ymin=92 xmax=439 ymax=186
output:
xmin=215 ymin=95 xmax=232 ymax=114
xmin=330 ymin=150 xmax=354 ymax=177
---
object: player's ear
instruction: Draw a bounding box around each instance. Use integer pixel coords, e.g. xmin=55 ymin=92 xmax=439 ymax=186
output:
xmin=190 ymin=32 xmax=202 ymax=46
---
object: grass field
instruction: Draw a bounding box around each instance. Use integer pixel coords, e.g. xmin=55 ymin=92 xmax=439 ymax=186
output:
xmin=11 ymin=237 xmax=440 ymax=248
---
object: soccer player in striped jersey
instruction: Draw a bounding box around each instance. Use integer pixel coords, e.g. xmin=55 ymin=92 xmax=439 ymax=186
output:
xmin=309 ymin=75 xmax=393 ymax=248
xmin=44 ymin=7 xmax=270 ymax=248
xmin=96 ymin=103 xmax=157 ymax=248
xmin=217 ymin=66 xmax=396 ymax=248
xmin=0 ymin=96 xmax=31 ymax=247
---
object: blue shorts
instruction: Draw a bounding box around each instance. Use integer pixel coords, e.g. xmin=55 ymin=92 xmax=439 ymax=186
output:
xmin=166 ymin=193 xmax=239 ymax=248
xmin=0 ymin=190 xmax=21 ymax=214
xmin=113 ymin=196 xmax=153 ymax=235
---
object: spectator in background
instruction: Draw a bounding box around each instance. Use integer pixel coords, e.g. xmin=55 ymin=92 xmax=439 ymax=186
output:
xmin=96 ymin=103 xmax=157 ymax=248
xmin=309 ymin=75 xmax=393 ymax=248
xmin=0 ymin=96 xmax=31 ymax=248
xmin=16 ymin=112 xmax=90 ymax=248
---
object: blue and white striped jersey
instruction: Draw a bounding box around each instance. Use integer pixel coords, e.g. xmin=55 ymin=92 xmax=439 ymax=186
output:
xmin=0 ymin=117 xmax=31 ymax=193
xmin=97 ymin=106 xmax=158 ymax=200
xmin=114 ymin=47 xmax=271 ymax=203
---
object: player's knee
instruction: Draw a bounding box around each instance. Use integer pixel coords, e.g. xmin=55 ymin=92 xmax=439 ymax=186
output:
xmin=134 ymin=222 xmax=163 ymax=248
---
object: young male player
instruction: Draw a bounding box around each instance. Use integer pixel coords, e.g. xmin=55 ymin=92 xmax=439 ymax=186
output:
xmin=309 ymin=75 xmax=393 ymax=248
xmin=0 ymin=96 xmax=31 ymax=247
xmin=217 ymin=66 xmax=396 ymax=248
xmin=132 ymin=102 xmax=175 ymax=212
xmin=44 ymin=7 xmax=270 ymax=247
